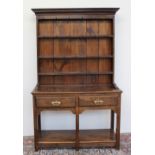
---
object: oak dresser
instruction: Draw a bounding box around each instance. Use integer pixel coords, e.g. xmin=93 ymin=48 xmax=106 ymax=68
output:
xmin=31 ymin=8 xmax=122 ymax=151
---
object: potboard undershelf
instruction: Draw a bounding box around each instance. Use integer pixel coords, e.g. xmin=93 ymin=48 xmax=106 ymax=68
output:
xmin=37 ymin=129 xmax=116 ymax=148
xmin=37 ymin=130 xmax=75 ymax=148
xmin=79 ymin=129 xmax=116 ymax=148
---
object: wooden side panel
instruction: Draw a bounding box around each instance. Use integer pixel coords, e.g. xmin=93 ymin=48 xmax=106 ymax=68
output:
xmin=38 ymin=40 xmax=53 ymax=57
xmin=38 ymin=21 xmax=53 ymax=36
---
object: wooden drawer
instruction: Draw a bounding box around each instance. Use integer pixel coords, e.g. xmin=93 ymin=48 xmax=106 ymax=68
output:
xmin=36 ymin=96 xmax=75 ymax=108
xmin=79 ymin=95 xmax=117 ymax=107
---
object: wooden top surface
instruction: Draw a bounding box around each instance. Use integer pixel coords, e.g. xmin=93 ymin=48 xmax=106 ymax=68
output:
xmin=32 ymin=84 xmax=122 ymax=94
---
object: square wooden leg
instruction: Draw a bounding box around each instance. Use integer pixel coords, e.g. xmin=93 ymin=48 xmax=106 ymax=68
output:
xmin=111 ymin=110 xmax=114 ymax=131
xmin=38 ymin=114 xmax=41 ymax=131
xmin=33 ymin=97 xmax=40 ymax=151
xmin=34 ymin=141 xmax=39 ymax=152
xmin=116 ymin=111 xmax=120 ymax=149
xmin=75 ymin=105 xmax=79 ymax=151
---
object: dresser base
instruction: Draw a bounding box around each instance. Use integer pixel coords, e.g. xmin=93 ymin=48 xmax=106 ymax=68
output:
xmin=32 ymin=84 xmax=121 ymax=151
xmin=35 ymin=129 xmax=116 ymax=150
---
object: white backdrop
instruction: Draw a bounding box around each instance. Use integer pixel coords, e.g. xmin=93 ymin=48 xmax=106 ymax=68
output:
xmin=23 ymin=0 xmax=130 ymax=136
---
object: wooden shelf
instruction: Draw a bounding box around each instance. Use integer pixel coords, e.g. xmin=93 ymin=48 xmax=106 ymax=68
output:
xmin=79 ymin=129 xmax=116 ymax=147
xmin=38 ymin=35 xmax=113 ymax=39
xmin=38 ymin=130 xmax=75 ymax=144
xmin=38 ymin=72 xmax=113 ymax=76
xmin=38 ymin=56 xmax=113 ymax=59
xmin=33 ymin=84 xmax=121 ymax=94
xmin=37 ymin=129 xmax=116 ymax=148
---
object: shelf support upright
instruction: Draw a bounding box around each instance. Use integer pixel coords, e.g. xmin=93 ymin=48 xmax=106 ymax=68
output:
xmin=75 ymin=97 xmax=79 ymax=151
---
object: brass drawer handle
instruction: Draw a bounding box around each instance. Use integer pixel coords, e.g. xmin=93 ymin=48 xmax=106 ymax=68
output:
xmin=94 ymin=99 xmax=104 ymax=105
xmin=51 ymin=100 xmax=61 ymax=106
